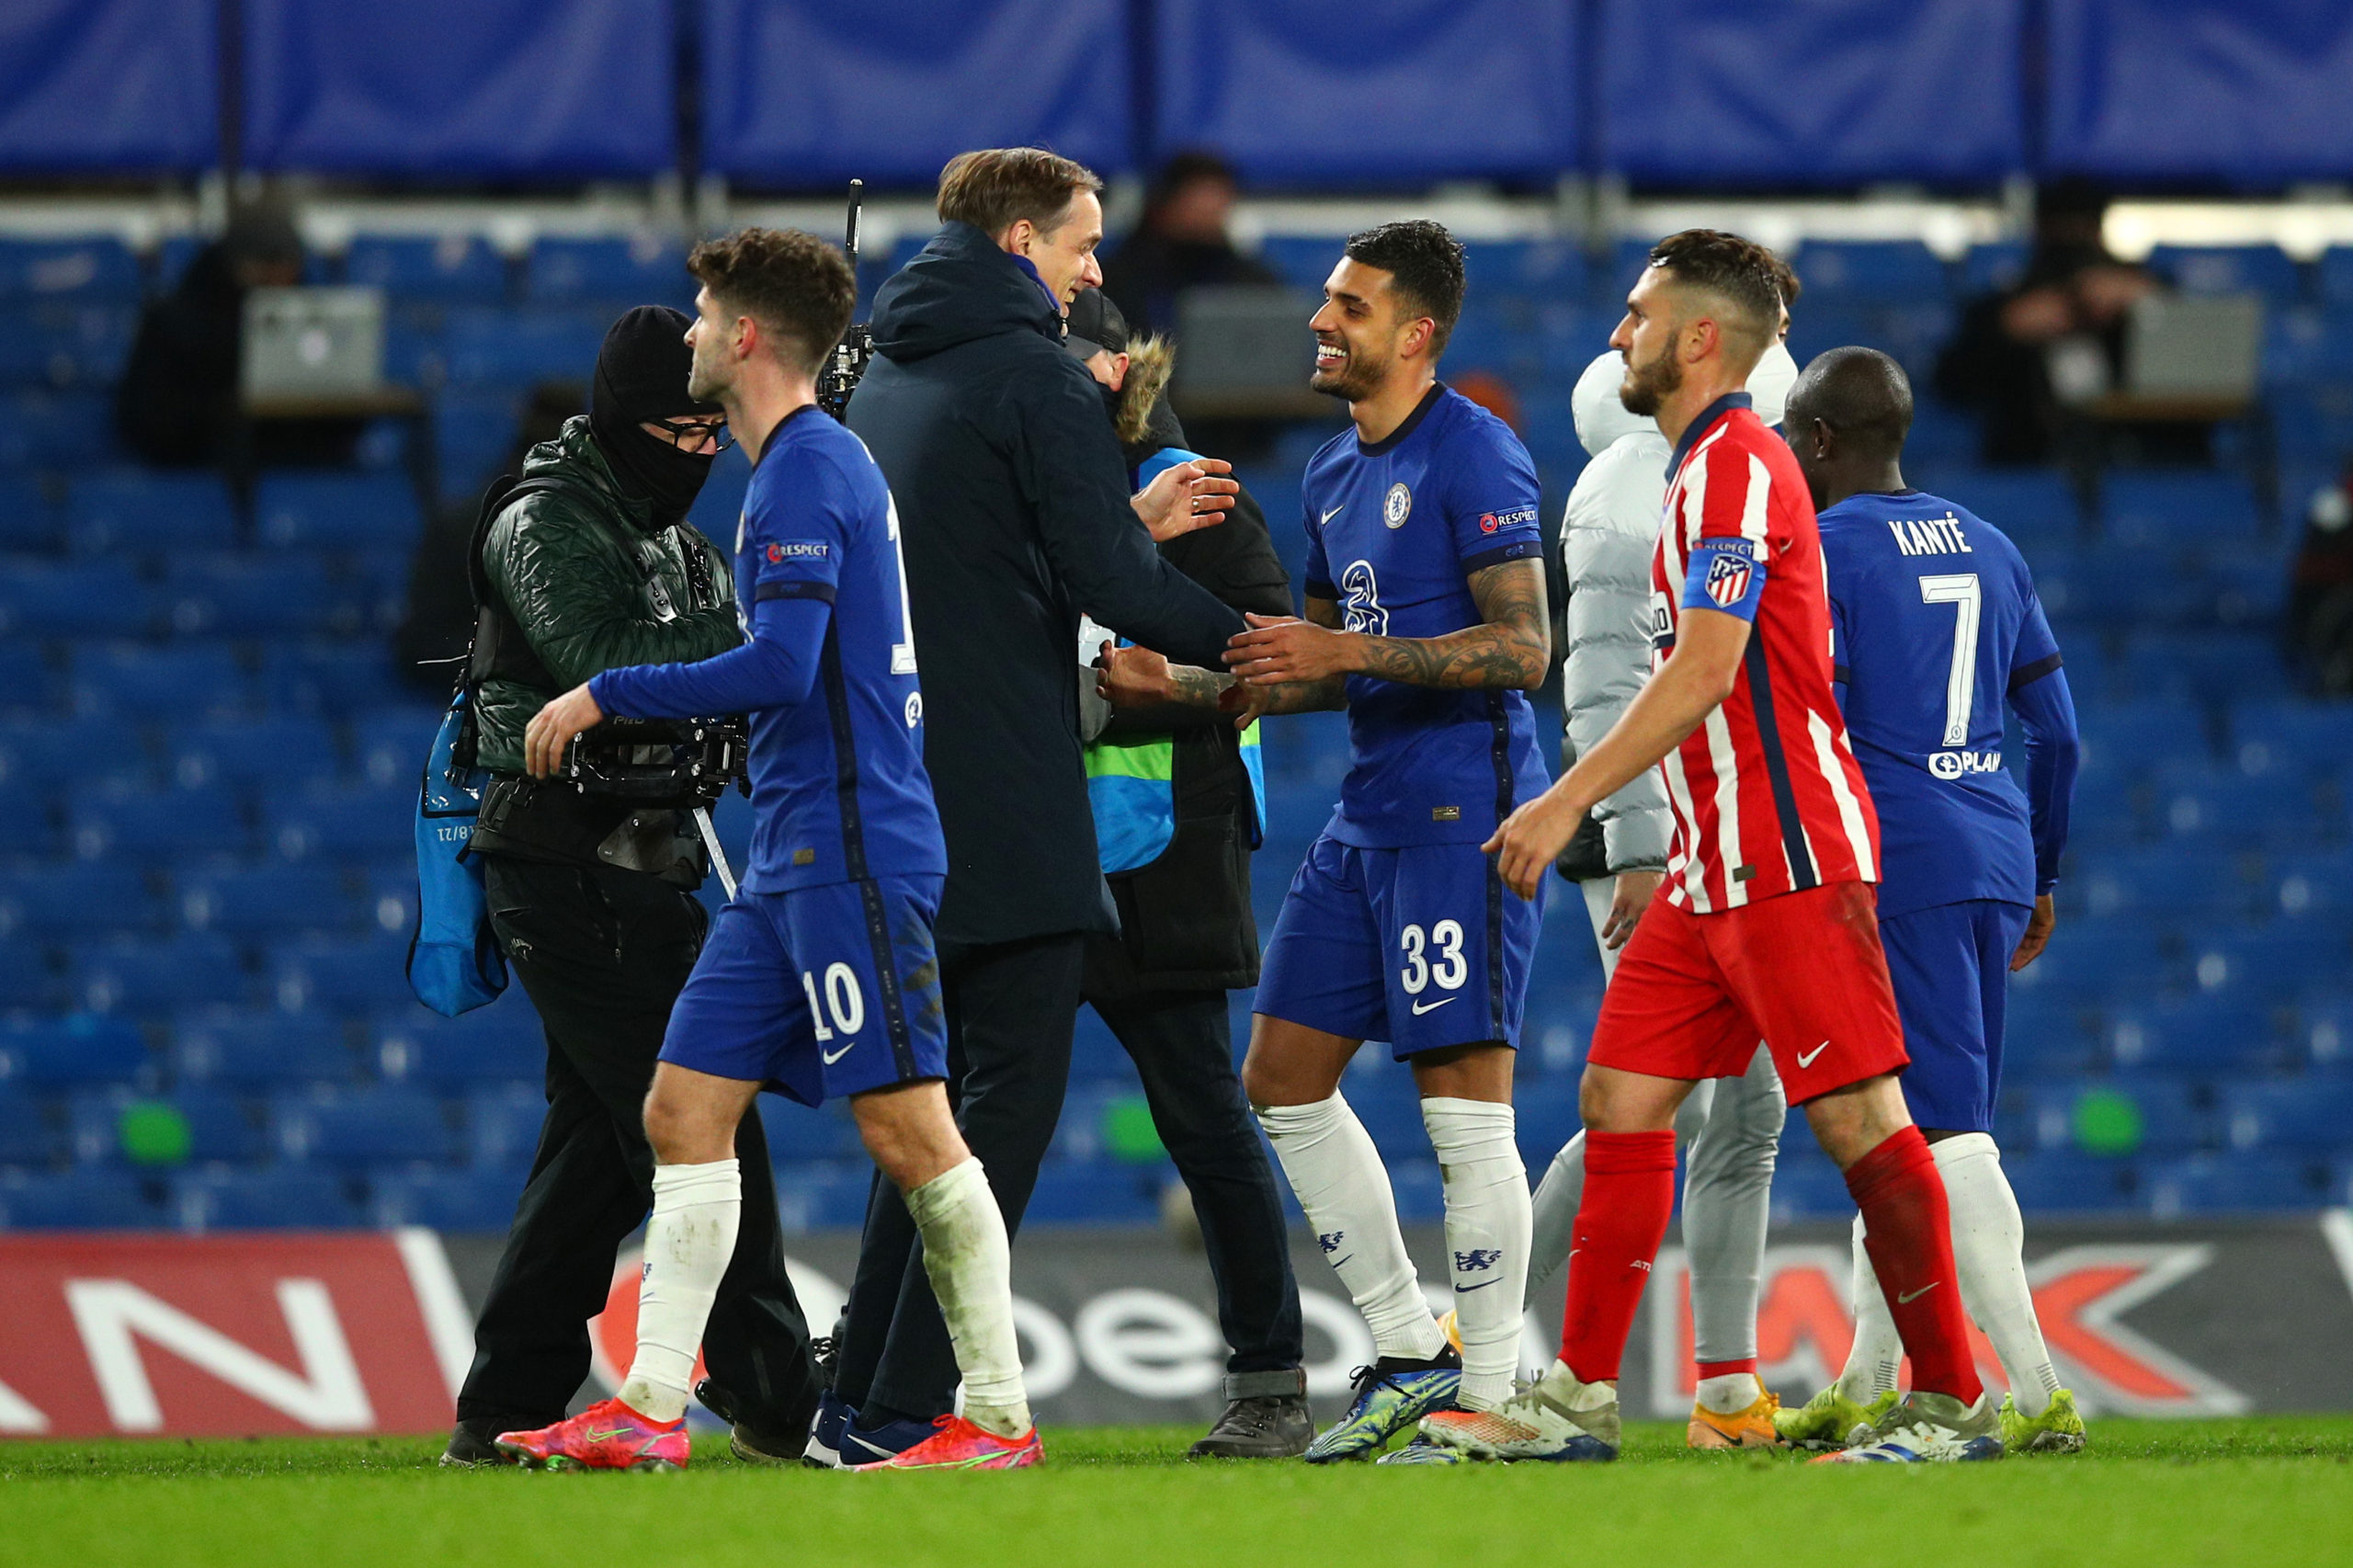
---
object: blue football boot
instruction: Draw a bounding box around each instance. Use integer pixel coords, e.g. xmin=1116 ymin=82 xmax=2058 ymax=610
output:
xmin=802 ymin=1389 xmax=858 ymax=1470
xmin=1812 ymin=1392 xmax=2005 ymax=1464
xmin=835 ymin=1409 xmax=941 ymax=1467
xmin=1302 ymin=1351 xmax=1462 ymax=1463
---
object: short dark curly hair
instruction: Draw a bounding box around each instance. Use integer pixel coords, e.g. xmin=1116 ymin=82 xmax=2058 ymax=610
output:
xmin=688 ymin=227 xmax=857 ymax=378
xmin=1647 ymin=229 xmax=1787 ymax=362
xmin=1343 ymin=220 xmax=1466 ymax=357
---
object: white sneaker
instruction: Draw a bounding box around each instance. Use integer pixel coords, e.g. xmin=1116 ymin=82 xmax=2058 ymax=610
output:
xmin=1416 ymin=1361 xmax=1619 ymax=1462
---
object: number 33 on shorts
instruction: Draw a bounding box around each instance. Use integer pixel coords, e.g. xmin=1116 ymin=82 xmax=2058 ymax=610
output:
xmin=1399 ymin=920 xmax=1469 ymax=1010
xmin=802 ymin=963 xmax=866 ymax=1062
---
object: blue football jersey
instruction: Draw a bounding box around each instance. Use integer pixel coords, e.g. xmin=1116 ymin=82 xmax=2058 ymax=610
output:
xmin=1300 ymin=384 xmax=1551 ymax=846
xmin=1818 ymin=489 xmax=2063 ymax=918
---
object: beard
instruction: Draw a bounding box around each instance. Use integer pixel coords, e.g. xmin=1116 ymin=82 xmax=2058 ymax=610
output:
xmin=685 ymin=344 xmax=729 ymax=405
xmin=1310 ymin=336 xmax=1385 ymax=403
xmin=1618 ymin=339 xmax=1683 ymax=417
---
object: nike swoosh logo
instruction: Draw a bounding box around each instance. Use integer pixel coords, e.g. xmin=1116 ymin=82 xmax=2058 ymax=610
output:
xmin=1897 ymin=1283 xmax=1938 ymax=1304
xmin=1797 ymin=1041 xmax=1829 ymax=1069
xmin=1321 ymin=506 xmax=1344 ymax=525
xmin=1455 ymin=1278 xmax=1503 ymax=1292
xmin=581 ymin=1426 xmax=632 ymax=1443
xmin=822 ymin=1041 xmax=854 ymax=1064
xmin=1331 ymin=1255 xmax=1354 ymax=1270
xmin=1410 ymin=996 xmax=1458 ymax=1016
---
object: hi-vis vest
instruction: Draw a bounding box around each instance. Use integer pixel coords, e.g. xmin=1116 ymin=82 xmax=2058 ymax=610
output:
xmin=1082 ymin=446 xmax=1267 ymax=875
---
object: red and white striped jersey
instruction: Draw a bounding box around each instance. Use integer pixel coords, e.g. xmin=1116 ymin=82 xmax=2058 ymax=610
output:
xmin=1647 ymin=395 xmax=1880 ymax=912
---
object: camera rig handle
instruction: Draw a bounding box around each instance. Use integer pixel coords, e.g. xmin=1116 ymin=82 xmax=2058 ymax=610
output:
xmin=817 ymin=178 xmax=872 ymax=422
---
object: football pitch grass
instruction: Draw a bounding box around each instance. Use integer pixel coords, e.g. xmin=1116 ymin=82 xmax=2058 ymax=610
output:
xmin=5 ymin=1420 xmax=2351 ymax=1567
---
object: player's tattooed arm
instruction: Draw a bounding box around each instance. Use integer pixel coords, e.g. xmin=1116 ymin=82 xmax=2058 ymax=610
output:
xmin=1215 ymin=597 xmax=1348 ymax=728
xmin=1222 ymin=560 xmax=1551 ymax=694
xmin=1095 ymin=642 xmax=1236 ymax=728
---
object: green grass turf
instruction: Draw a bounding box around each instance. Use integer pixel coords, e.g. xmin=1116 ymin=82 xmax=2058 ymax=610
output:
xmin=6 ymin=1421 xmax=2353 ymax=1568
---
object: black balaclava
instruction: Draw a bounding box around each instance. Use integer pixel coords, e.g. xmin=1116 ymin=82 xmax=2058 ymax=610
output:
xmin=590 ymin=305 xmax=722 ymax=526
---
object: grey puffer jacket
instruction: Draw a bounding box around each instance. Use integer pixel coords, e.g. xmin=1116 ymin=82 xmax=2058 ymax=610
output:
xmin=1559 ymin=345 xmax=1799 ymax=877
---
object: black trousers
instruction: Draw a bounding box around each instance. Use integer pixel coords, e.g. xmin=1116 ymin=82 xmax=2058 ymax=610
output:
xmin=1087 ymin=985 xmax=1302 ymax=1378
xmin=833 ymin=931 xmax=1083 ymax=1422
xmin=455 ymin=857 xmax=818 ymax=1434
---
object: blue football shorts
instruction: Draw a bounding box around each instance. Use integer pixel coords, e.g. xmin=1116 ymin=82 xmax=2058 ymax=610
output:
xmin=1254 ymin=834 xmax=1542 ymax=1060
xmin=1877 ymin=897 xmax=2033 ymax=1133
xmin=660 ymin=873 xmax=949 ymax=1108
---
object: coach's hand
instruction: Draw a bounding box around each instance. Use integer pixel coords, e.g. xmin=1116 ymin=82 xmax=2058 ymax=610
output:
xmin=1217 ymin=679 xmax=1267 ymax=732
xmin=1134 ymin=458 xmax=1239 ymax=543
xmin=1223 ymin=613 xmax=1353 ymax=686
xmin=1484 ymin=785 xmax=1589 ymax=901
xmin=1095 ymin=642 xmax=1176 ymax=708
xmin=2009 ymin=892 xmax=2056 ymax=971
xmin=523 ymin=683 xmax=605 ymax=779
xmin=1601 ymin=869 xmax=1665 ymax=949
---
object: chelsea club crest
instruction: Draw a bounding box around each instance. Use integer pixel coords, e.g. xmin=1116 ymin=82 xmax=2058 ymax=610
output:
xmin=1383 ymin=483 xmax=1411 ymax=528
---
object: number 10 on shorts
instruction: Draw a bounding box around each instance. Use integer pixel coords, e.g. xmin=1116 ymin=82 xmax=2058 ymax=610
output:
xmin=801 ymin=963 xmax=867 ymax=1040
xmin=1399 ymin=920 xmax=1468 ymax=995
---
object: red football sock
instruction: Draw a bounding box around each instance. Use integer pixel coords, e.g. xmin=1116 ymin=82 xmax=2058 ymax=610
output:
xmin=1697 ymin=1358 xmax=1757 ymax=1379
xmin=1557 ymin=1130 xmax=1678 ymax=1384
xmin=1843 ymin=1126 xmax=1984 ymax=1406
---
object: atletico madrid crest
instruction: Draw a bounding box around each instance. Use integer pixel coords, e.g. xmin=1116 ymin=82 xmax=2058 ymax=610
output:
xmin=1704 ymin=549 xmax=1753 ymax=608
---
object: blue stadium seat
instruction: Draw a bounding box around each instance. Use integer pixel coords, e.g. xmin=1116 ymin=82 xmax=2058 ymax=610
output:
xmin=2188 ymin=925 xmax=2353 ymax=1003
xmin=0 ymin=1168 xmax=164 ymax=1228
xmin=1999 ymin=1150 xmax=2144 ymax=1213
xmin=0 ymin=301 xmax=135 ymax=388
xmin=0 ymin=864 xmax=163 ymax=937
xmin=2275 ymin=851 xmax=2353 ymax=922
xmin=262 ymin=642 xmax=403 ymax=715
xmin=1513 ymin=1077 xmax=1579 ymax=1169
xmin=71 ymin=782 xmax=252 ymax=859
xmin=2074 ymin=700 xmax=2210 ymax=773
xmin=0 ymin=472 xmax=61 ymax=551
xmin=0 ymin=239 xmax=140 ymax=302
xmin=176 ymin=1166 xmax=364 ymax=1230
xmin=354 ymin=706 xmax=448 ymax=788
xmin=0 ymin=777 xmax=60 ymax=858
xmin=526 ymin=235 xmax=692 ymax=307
xmin=2107 ymin=997 xmax=2299 ymax=1076
xmin=2321 ymin=247 xmax=2353 ymax=310
xmin=163 ymin=555 xmax=358 ymax=639
xmin=756 ymin=1096 xmax=864 ymax=1162
xmin=0 ymin=939 xmax=63 ymax=1009
xmin=463 ymin=1085 xmax=548 ymax=1168
xmin=0 ymin=557 xmax=153 ymax=639
xmin=69 ymin=935 xmax=255 ymax=1016
xmin=2100 ymin=472 xmax=2264 ymax=547
xmin=375 ymin=1007 xmax=542 ymax=1089
xmin=1999 ymin=988 xmax=2105 ymax=1079
xmin=67 ymin=641 xmax=250 ymax=722
xmin=771 ymin=1160 xmax=876 ymax=1232
xmin=169 ymin=716 xmax=340 ymax=790
xmin=0 ymin=1014 xmax=147 ymax=1087
xmin=2222 ymin=1078 xmax=2353 ymax=1153
xmin=2012 ymin=915 xmax=2178 ymax=1002
xmin=1024 ymin=1160 xmax=1161 ymax=1225
xmin=157 ymin=1088 xmax=272 ymax=1164
xmin=0 ymin=1091 xmax=63 ymax=1166
xmin=2029 ymin=546 xmax=2218 ymax=629
xmin=174 ymin=1010 xmax=358 ymax=1088
xmin=2145 ymin=244 xmax=2302 ymax=306
xmin=2230 ymin=701 xmax=2353 ymax=775
xmin=269 ymin=933 xmax=416 ymax=1014
xmin=1906 ymin=467 xmax=2080 ymax=542
xmin=2029 ymin=1077 xmax=2217 ymax=1154
xmin=2264 ymin=309 xmax=2353 ymax=388
xmin=1790 ymin=240 xmax=1949 ymax=304
xmin=0 ymin=387 xmax=116 ymax=469
xmin=276 ymin=1087 xmax=460 ymax=1167
xmin=1767 ymin=1149 xmax=1854 ymax=1221
xmin=343 ymin=234 xmax=506 ymax=304
xmin=1461 ymin=238 xmax=1586 ymax=302
xmin=1346 ymin=1077 xmax=1428 ymax=1162
xmin=441 ymin=306 xmax=605 ymax=386
xmin=2072 ymin=846 xmax=2269 ymax=921
xmin=687 ymin=452 xmax=753 ymax=539
xmin=266 ymin=780 xmax=413 ymax=864
xmin=2305 ymin=1001 xmax=2353 ymax=1071
xmin=1253 ymin=235 xmax=1342 ymax=291
xmin=0 ymin=714 xmax=151 ymax=785
xmin=179 ymin=865 xmax=359 ymax=936
xmin=65 ymin=471 xmax=239 ymax=556
xmin=2144 ymin=1153 xmax=2334 ymax=1215
xmin=2150 ymin=762 xmax=2321 ymax=848
xmin=371 ymin=1163 xmax=524 ymax=1232
xmin=254 ymin=472 xmax=425 ymax=550
xmin=2111 ymin=631 xmax=2288 ymax=705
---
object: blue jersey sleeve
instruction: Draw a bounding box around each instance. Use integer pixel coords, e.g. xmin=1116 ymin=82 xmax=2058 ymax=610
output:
xmin=2006 ymin=584 xmax=2077 ymax=894
xmin=743 ymin=448 xmax=848 ymax=608
xmin=1680 ymin=537 xmax=1768 ymax=622
xmin=1302 ymin=492 xmax=1334 ymax=601
xmin=1446 ymin=417 xmax=1544 ymax=576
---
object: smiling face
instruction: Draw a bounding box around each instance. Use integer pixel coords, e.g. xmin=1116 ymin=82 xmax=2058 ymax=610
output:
xmin=1012 ymin=190 xmax=1107 ymax=306
xmin=1309 ymin=257 xmax=1427 ymax=403
xmin=1608 ymin=266 xmax=1687 ymax=418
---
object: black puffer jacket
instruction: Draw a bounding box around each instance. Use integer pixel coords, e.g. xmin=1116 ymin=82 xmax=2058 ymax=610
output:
xmin=847 ymin=222 xmax=1247 ymax=948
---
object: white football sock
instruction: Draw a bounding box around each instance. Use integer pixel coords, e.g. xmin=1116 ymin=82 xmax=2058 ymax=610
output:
xmin=620 ymin=1158 xmax=741 ymax=1424
xmin=905 ymin=1156 xmax=1030 ymax=1438
xmin=1935 ymin=1133 xmax=2061 ymax=1417
xmin=1421 ymin=1096 xmax=1529 ymax=1411
xmin=1695 ymin=1371 xmax=1764 ymax=1415
xmin=1838 ymin=1211 xmax=1903 ymax=1404
xmin=1256 ymin=1093 xmax=1445 ymax=1362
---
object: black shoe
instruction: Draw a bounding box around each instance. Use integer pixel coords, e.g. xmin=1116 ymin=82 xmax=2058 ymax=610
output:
xmin=440 ymin=1415 xmax=551 ymax=1468
xmin=695 ymin=1377 xmax=822 ymax=1468
xmin=1188 ymin=1371 xmax=1314 ymax=1460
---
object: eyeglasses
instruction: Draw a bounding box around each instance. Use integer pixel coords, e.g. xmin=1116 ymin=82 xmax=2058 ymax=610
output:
xmin=656 ymin=415 xmax=733 ymax=454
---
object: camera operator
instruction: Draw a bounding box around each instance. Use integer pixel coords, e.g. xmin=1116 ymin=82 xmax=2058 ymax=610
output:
xmin=822 ymin=148 xmax=1250 ymax=1460
xmin=1069 ymin=288 xmax=1311 ymax=1457
xmin=441 ymin=306 xmax=819 ymax=1467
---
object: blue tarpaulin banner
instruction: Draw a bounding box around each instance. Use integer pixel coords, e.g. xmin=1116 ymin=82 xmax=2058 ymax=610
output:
xmin=1151 ymin=0 xmax=1576 ymax=184
xmin=702 ymin=0 xmax=1133 ymax=186
xmin=240 ymin=0 xmax=676 ymax=178
xmin=1596 ymin=0 xmax=2028 ymax=185
xmin=0 ymin=0 xmax=219 ymax=173
xmin=2046 ymin=0 xmax=2353 ymax=184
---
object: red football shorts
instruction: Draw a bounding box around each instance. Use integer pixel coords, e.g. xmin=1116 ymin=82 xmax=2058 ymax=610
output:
xmin=1586 ymin=880 xmax=1908 ymax=1105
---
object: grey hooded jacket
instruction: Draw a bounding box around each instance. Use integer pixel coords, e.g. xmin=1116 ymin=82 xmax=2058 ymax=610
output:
xmin=1559 ymin=344 xmax=1798 ymax=877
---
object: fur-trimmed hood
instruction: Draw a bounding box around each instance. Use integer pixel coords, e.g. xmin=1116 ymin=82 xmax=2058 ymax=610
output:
xmin=1113 ymin=335 xmax=1176 ymax=449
